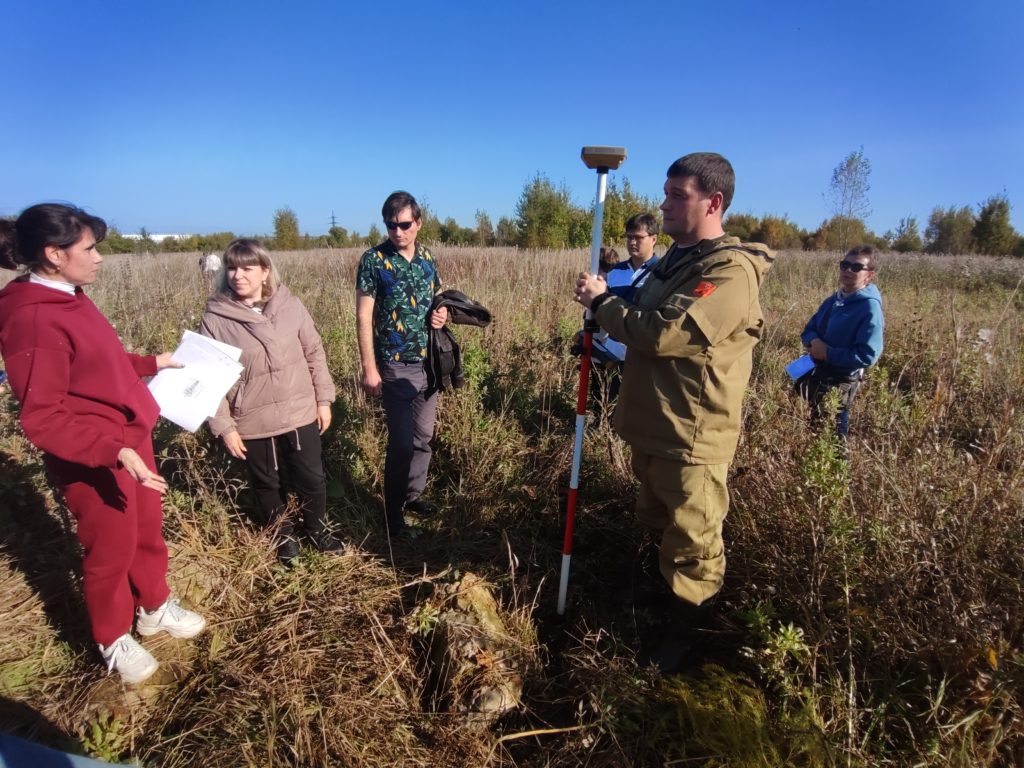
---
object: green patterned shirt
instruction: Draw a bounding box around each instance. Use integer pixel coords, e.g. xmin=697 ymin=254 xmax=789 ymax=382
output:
xmin=356 ymin=241 xmax=441 ymax=363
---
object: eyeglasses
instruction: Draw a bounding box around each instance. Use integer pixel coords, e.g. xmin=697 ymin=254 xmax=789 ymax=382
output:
xmin=839 ymin=260 xmax=870 ymax=273
xmin=624 ymin=233 xmax=654 ymax=241
xmin=384 ymin=220 xmax=415 ymax=231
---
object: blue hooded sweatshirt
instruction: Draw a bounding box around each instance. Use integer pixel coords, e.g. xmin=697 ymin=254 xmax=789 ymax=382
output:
xmin=801 ymin=283 xmax=884 ymax=374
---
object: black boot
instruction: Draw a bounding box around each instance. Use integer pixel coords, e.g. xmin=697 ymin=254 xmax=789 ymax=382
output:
xmin=312 ymin=533 xmax=344 ymax=554
xmin=642 ymin=598 xmax=713 ymax=675
xmin=302 ymin=505 xmax=343 ymax=554
xmin=404 ymin=498 xmax=439 ymax=517
xmin=272 ymin=516 xmax=300 ymax=567
xmin=277 ymin=533 xmax=300 ymax=567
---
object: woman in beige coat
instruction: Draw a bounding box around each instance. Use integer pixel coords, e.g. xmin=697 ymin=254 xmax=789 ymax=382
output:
xmin=200 ymin=239 xmax=339 ymax=564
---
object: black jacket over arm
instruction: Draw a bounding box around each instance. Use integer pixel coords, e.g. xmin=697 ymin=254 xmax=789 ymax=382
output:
xmin=427 ymin=289 xmax=492 ymax=391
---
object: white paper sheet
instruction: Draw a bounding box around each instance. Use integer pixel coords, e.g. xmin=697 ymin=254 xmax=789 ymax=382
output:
xmin=148 ymin=331 xmax=244 ymax=432
xmin=182 ymin=329 xmax=241 ymax=361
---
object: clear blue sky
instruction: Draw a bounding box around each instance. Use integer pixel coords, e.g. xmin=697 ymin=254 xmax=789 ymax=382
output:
xmin=3 ymin=0 xmax=1022 ymax=238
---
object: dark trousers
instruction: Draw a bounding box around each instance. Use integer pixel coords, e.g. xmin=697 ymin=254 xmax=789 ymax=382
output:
xmin=243 ymin=421 xmax=327 ymax=541
xmin=46 ymin=439 xmax=171 ymax=646
xmin=797 ymin=370 xmax=863 ymax=439
xmin=380 ymin=361 xmax=438 ymax=531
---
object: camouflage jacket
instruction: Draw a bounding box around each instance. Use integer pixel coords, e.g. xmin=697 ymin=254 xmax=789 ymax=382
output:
xmin=594 ymin=236 xmax=775 ymax=464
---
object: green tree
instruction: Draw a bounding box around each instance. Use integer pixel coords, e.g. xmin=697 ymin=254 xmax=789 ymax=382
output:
xmin=807 ymin=216 xmax=869 ymax=251
xmin=160 ymin=235 xmax=194 ymax=253
xmin=972 ymin=194 xmax=1017 ymax=255
xmin=925 ymin=206 xmax=975 ymax=254
xmin=416 ymin=202 xmax=442 ymax=245
xmin=886 ymin=216 xmax=923 ymax=253
xmin=327 ymin=225 xmax=350 ymax=247
xmin=273 ymin=207 xmax=300 ymax=250
xmin=753 ymin=215 xmax=805 ymax=250
xmin=514 ymin=174 xmax=579 ymax=248
xmin=601 ymin=179 xmax=629 ymax=245
xmin=494 ymin=216 xmax=517 ymax=246
xmin=474 ymin=210 xmax=496 ymax=246
xmin=200 ymin=232 xmax=237 ymax=252
xmin=567 ymin=207 xmax=592 ymax=248
xmin=135 ymin=227 xmax=157 ymax=255
xmin=367 ymin=224 xmax=383 ymax=245
xmin=723 ymin=212 xmax=759 ymax=241
xmin=825 ymin=148 xmax=872 ymax=252
xmin=601 ymin=178 xmax=658 ymax=246
xmin=439 ymin=217 xmax=474 ymax=245
xmin=97 ymin=227 xmax=136 ymax=255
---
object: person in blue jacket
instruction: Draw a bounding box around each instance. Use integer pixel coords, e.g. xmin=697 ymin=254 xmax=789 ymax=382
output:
xmin=798 ymin=245 xmax=884 ymax=439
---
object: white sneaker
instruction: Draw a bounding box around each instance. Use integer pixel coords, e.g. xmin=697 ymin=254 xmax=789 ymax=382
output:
xmin=136 ymin=597 xmax=207 ymax=639
xmin=99 ymin=634 xmax=159 ymax=684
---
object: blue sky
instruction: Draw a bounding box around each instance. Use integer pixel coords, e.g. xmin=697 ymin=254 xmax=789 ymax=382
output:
xmin=3 ymin=0 xmax=1022 ymax=238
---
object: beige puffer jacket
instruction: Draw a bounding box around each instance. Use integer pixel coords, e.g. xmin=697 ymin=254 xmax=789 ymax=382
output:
xmin=199 ymin=284 xmax=335 ymax=440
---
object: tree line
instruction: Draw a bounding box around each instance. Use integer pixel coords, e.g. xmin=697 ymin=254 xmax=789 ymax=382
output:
xmin=97 ymin=153 xmax=1023 ymax=256
xmin=722 ymin=194 xmax=1021 ymax=256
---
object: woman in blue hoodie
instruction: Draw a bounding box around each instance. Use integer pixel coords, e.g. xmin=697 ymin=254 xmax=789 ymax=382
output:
xmin=799 ymin=245 xmax=884 ymax=439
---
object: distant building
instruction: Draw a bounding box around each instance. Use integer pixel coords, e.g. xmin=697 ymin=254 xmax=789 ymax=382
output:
xmin=122 ymin=233 xmax=195 ymax=242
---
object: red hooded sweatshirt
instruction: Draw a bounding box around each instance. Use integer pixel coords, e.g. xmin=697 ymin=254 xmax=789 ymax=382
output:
xmin=0 ymin=276 xmax=160 ymax=468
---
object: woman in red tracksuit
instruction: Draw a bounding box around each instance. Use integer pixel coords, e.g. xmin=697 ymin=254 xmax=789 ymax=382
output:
xmin=0 ymin=204 xmax=206 ymax=684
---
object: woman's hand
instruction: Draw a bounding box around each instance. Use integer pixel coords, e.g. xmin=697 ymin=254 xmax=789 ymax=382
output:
xmin=221 ymin=430 xmax=248 ymax=459
xmin=118 ymin=447 xmax=169 ymax=494
xmin=317 ymin=404 xmax=332 ymax=434
xmin=808 ymin=338 xmax=829 ymax=362
xmin=155 ymin=352 xmax=184 ymax=370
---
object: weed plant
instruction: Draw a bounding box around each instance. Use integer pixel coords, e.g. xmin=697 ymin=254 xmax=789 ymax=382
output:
xmin=0 ymin=248 xmax=1022 ymax=766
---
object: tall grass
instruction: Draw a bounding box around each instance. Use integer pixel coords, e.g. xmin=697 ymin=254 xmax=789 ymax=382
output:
xmin=1 ymin=247 xmax=1022 ymax=766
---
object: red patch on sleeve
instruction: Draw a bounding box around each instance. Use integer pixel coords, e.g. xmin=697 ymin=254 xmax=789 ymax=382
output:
xmin=692 ymin=280 xmax=717 ymax=298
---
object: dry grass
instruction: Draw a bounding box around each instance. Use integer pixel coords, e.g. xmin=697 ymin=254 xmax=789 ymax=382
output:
xmin=1 ymin=247 xmax=1023 ymax=766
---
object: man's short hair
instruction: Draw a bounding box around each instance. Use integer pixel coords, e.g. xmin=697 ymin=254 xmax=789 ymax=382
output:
xmin=625 ymin=212 xmax=660 ymax=237
xmin=846 ymin=244 xmax=878 ymax=271
xmin=666 ymin=153 xmax=735 ymax=213
xmin=382 ymin=191 xmax=421 ymax=222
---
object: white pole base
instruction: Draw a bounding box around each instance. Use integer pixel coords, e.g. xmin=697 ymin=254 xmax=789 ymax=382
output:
xmin=556 ymin=553 xmax=572 ymax=615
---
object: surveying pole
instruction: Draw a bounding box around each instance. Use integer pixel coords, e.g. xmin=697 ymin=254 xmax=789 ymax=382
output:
xmin=557 ymin=146 xmax=627 ymax=616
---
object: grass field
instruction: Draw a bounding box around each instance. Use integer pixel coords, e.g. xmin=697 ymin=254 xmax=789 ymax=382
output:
xmin=1 ymin=247 xmax=1023 ymax=766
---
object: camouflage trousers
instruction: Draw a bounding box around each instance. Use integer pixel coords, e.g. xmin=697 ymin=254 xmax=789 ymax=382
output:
xmin=630 ymin=452 xmax=729 ymax=607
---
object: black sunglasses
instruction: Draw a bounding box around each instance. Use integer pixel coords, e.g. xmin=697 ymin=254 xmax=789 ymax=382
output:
xmin=839 ymin=260 xmax=869 ymax=273
xmin=384 ymin=220 xmax=415 ymax=231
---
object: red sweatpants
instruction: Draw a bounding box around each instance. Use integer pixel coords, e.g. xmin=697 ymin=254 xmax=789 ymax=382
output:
xmin=46 ymin=439 xmax=170 ymax=646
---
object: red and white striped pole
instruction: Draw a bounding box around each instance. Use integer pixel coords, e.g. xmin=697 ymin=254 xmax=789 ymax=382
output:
xmin=558 ymin=146 xmax=627 ymax=615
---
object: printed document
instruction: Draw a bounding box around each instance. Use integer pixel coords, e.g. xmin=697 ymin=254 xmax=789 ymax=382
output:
xmin=148 ymin=331 xmax=244 ymax=432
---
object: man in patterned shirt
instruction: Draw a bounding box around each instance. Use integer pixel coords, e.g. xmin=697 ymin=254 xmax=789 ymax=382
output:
xmin=356 ymin=191 xmax=448 ymax=540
